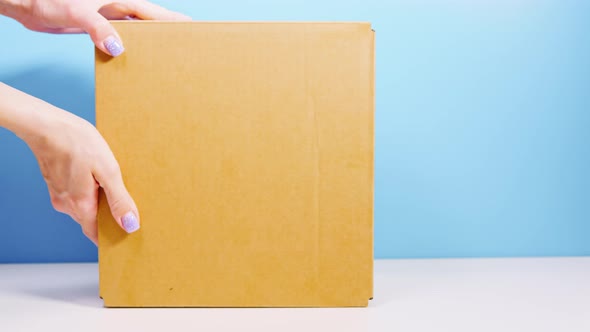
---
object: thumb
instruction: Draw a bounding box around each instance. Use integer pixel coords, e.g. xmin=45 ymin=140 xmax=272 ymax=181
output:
xmin=97 ymin=167 xmax=140 ymax=234
xmin=76 ymin=11 xmax=125 ymax=57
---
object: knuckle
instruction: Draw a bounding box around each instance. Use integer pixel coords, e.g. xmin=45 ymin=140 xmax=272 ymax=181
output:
xmin=81 ymin=223 xmax=98 ymax=241
xmin=102 ymin=162 xmax=122 ymax=179
xmin=108 ymin=194 xmax=126 ymax=214
xmin=81 ymin=226 xmax=93 ymax=238
xmin=50 ymin=195 xmax=67 ymax=213
xmin=73 ymin=198 xmax=97 ymax=217
xmin=84 ymin=23 xmax=100 ymax=38
xmin=64 ymin=5 xmax=79 ymax=21
xmin=91 ymin=19 xmax=113 ymax=39
xmin=21 ymin=22 xmax=35 ymax=30
xmin=123 ymin=0 xmax=139 ymax=12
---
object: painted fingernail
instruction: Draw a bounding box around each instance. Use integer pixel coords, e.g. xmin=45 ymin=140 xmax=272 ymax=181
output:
xmin=103 ymin=36 xmax=125 ymax=57
xmin=122 ymin=212 xmax=140 ymax=233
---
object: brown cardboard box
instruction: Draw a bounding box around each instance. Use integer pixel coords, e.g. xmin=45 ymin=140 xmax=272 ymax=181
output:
xmin=96 ymin=22 xmax=374 ymax=307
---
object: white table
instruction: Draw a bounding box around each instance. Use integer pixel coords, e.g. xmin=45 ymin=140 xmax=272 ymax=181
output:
xmin=1 ymin=258 xmax=589 ymax=332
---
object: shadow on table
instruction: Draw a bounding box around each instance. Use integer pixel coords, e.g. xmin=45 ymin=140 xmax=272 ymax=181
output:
xmin=20 ymin=280 xmax=390 ymax=310
xmin=22 ymin=282 xmax=103 ymax=308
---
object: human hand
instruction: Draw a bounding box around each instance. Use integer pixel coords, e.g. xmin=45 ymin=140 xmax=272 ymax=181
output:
xmin=20 ymin=97 xmax=140 ymax=245
xmin=0 ymin=0 xmax=190 ymax=56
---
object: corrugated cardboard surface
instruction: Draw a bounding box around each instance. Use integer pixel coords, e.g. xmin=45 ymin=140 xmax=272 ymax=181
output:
xmin=96 ymin=22 xmax=374 ymax=307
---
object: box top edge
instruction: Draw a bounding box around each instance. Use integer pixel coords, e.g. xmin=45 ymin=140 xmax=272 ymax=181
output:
xmin=109 ymin=21 xmax=372 ymax=26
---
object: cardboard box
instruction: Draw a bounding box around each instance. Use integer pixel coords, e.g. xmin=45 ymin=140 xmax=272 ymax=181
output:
xmin=96 ymin=22 xmax=374 ymax=307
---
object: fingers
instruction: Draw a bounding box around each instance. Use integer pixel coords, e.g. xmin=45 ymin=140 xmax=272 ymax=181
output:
xmin=73 ymin=1 xmax=191 ymax=57
xmin=41 ymin=27 xmax=86 ymax=34
xmin=21 ymin=22 xmax=85 ymax=34
xmin=19 ymin=0 xmax=190 ymax=57
xmin=77 ymin=197 xmax=99 ymax=246
xmin=94 ymin=163 xmax=140 ymax=234
xmin=101 ymin=0 xmax=191 ymax=21
xmin=74 ymin=10 xmax=125 ymax=57
xmin=48 ymin=186 xmax=99 ymax=246
xmin=82 ymin=226 xmax=99 ymax=246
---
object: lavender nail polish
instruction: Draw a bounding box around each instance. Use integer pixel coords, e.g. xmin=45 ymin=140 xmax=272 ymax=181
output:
xmin=122 ymin=212 xmax=140 ymax=233
xmin=104 ymin=36 xmax=125 ymax=57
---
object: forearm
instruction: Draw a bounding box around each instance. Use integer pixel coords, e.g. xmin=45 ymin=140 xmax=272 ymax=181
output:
xmin=0 ymin=82 xmax=51 ymax=142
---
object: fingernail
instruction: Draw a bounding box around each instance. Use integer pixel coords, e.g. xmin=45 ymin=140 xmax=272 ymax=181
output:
xmin=103 ymin=36 xmax=125 ymax=57
xmin=122 ymin=212 xmax=140 ymax=233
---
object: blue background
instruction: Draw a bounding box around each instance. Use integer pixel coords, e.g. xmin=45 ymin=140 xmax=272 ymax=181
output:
xmin=1 ymin=0 xmax=589 ymax=263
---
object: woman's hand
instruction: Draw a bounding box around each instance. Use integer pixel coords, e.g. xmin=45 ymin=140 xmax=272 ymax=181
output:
xmin=0 ymin=83 xmax=139 ymax=245
xmin=29 ymin=107 xmax=139 ymax=245
xmin=0 ymin=0 xmax=190 ymax=56
xmin=0 ymin=0 xmax=189 ymax=244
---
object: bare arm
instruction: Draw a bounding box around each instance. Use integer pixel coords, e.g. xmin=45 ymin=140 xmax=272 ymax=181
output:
xmin=0 ymin=82 xmax=140 ymax=245
xmin=0 ymin=0 xmax=189 ymax=244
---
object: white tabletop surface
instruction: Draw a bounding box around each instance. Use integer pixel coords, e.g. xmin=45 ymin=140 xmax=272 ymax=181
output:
xmin=1 ymin=257 xmax=589 ymax=332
